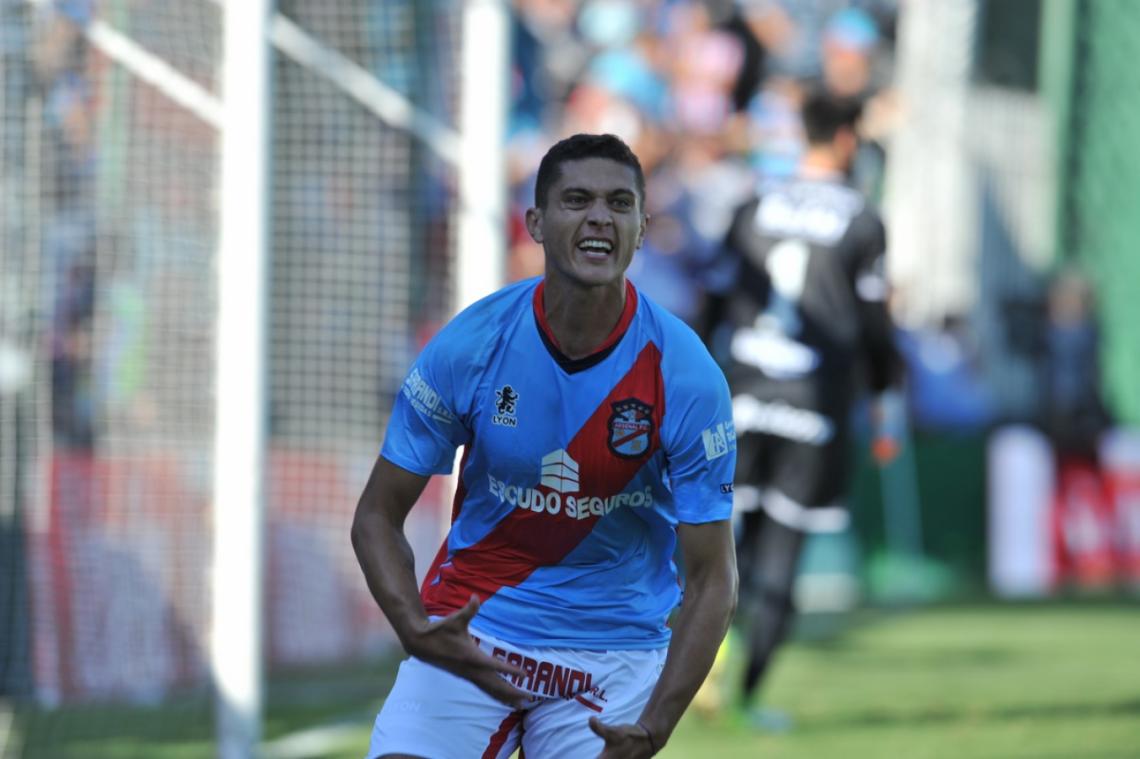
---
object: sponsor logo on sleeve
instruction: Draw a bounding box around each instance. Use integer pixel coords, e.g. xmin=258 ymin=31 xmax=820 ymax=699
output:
xmin=720 ymin=483 xmax=735 ymax=494
xmin=401 ymin=367 xmax=456 ymax=424
xmin=701 ymin=420 xmax=737 ymax=461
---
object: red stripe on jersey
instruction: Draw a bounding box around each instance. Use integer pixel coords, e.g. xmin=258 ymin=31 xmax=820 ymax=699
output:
xmin=420 ymin=446 xmax=470 ymax=598
xmin=423 ymin=341 xmax=665 ymax=615
xmin=482 ymin=709 xmax=524 ymax=759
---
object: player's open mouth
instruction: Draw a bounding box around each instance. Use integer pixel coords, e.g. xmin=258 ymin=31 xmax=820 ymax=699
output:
xmin=577 ymin=238 xmax=613 ymax=257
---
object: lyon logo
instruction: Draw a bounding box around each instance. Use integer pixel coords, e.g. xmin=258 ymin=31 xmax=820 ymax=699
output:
xmin=492 ymin=384 xmax=520 ymax=428
xmin=496 ymin=385 xmax=518 ymax=415
xmin=608 ymin=398 xmax=654 ymax=459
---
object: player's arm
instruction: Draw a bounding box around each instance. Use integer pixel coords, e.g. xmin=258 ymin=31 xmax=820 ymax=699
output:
xmin=591 ymin=519 xmax=738 ymax=757
xmin=851 ymin=226 xmax=899 ymax=386
xmin=850 ymin=214 xmax=906 ymax=464
xmin=857 ymin=267 xmax=906 ymax=465
xmin=350 ymin=455 xmax=526 ymax=705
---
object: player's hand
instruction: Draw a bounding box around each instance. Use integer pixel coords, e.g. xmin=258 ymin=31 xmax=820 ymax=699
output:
xmin=403 ymin=594 xmax=529 ymax=707
xmin=871 ymin=433 xmax=900 ymax=466
xmin=871 ymin=389 xmax=906 ymax=466
xmin=589 ymin=716 xmax=656 ymax=758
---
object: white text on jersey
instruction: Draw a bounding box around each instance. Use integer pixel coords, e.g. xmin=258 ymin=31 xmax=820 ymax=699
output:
xmin=487 ymin=473 xmax=653 ymax=519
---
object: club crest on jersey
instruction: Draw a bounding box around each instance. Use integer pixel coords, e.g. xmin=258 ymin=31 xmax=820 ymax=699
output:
xmin=492 ymin=385 xmax=519 ymax=427
xmin=607 ymin=398 xmax=654 ymax=458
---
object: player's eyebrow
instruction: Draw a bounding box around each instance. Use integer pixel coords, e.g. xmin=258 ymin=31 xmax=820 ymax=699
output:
xmin=560 ymin=186 xmax=637 ymax=197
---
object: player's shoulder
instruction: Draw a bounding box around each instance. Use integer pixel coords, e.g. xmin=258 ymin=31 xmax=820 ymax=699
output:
xmin=424 ymin=278 xmax=538 ymax=366
xmin=794 ymin=176 xmax=867 ymax=216
xmin=792 ymin=176 xmax=883 ymax=249
xmin=841 ymin=197 xmax=886 ymax=251
xmin=435 ymin=277 xmax=536 ymax=340
xmin=848 ymin=200 xmax=885 ymax=232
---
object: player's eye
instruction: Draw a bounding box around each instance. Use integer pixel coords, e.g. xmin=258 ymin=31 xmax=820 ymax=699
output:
xmin=610 ymin=196 xmax=634 ymax=211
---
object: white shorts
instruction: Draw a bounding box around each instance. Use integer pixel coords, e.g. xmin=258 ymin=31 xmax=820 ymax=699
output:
xmin=367 ymin=628 xmax=667 ymax=759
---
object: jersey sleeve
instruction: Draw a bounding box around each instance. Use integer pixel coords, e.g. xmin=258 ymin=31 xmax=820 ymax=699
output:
xmin=661 ymin=333 xmax=737 ymax=524
xmin=847 ymin=211 xmax=903 ymax=392
xmin=380 ymin=331 xmax=472 ymax=476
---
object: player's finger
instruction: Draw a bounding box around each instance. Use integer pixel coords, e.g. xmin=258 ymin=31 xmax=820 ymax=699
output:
xmin=475 ymin=673 xmax=529 ymax=708
xmin=450 ymin=594 xmax=481 ymax=626
xmin=481 ymin=652 xmax=526 ymax=678
xmin=429 ymin=595 xmax=479 ymax=636
xmin=588 ymin=716 xmax=612 ymax=740
xmin=459 ymin=644 xmax=526 ymax=679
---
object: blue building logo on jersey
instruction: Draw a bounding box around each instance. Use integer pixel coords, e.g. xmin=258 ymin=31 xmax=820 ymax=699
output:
xmin=608 ymin=398 xmax=654 ymax=458
xmin=493 ymin=385 xmax=519 ymax=427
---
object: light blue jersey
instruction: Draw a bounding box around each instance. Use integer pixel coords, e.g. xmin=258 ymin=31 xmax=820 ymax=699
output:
xmin=381 ymin=278 xmax=735 ymax=649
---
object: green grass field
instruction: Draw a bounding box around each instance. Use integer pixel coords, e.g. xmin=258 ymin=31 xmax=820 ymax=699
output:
xmin=10 ymin=601 xmax=1140 ymax=758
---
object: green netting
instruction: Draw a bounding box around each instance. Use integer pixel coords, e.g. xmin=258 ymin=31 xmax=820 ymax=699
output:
xmin=1064 ymin=0 xmax=1140 ymax=425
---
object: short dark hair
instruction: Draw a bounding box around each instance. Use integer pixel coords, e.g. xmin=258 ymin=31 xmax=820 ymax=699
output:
xmin=800 ymin=89 xmax=864 ymax=145
xmin=533 ymin=133 xmax=645 ymax=209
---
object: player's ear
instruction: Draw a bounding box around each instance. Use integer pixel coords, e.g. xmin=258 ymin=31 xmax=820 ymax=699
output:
xmin=525 ymin=206 xmax=544 ymax=243
xmin=637 ymin=213 xmax=649 ymax=250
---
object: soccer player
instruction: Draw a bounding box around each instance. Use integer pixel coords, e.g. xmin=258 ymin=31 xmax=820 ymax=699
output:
xmin=352 ymin=133 xmax=738 ymax=758
xmin=707 ymin=89 xmax=904 ymax=727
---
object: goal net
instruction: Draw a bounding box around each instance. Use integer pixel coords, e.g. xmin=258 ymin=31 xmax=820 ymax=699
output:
xmin=0 ymin=0 xmax=463 ymax=751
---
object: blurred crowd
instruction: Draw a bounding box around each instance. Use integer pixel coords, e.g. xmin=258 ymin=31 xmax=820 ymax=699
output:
xmin=8 ymin=0 xmax=1117 ymax=457
xmin=503 ymin=0 xmax=899 ymax=325
xmin=498 ymin=0 xmax=1120 ymax=450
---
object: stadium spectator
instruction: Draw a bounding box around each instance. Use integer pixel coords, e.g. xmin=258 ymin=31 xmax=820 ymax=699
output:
xmin=894 ymin=315 xmax=995 ymax=433
xmin=1037 ymin=267 xmax=1118 ymax=589
xmin=819 ymin=6 xmax=881 ymax=99
xmin=1041 ymin=267 xmax=1111 ymax=460
xmin=818 ymin=6 xmax=899 ymax=200
xmin=50 ymin=247 xmax=96 ymax=448
xmin=735 ymin=0 xmax=876 ymax=82
xmin=500 ymin=0 xmax=902 ymax=324
xmin=32 ymin=0 xmax=98 ymax=448
xmin=704 ymin=89 xmax=904 ymax=729
xmin=353 ymin=133 xmax=737 ymax=757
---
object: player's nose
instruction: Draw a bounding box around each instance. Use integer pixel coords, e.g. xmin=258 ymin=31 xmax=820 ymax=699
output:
xmin=585 ymin=199 xmax=613 ymax=226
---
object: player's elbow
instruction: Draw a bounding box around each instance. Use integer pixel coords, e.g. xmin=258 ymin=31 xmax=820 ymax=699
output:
xmin=695 ymin=556 xmax=739 ymax=626
xmin=713 ymin=549 xmax=740 ymax=626
xmin=349 ymin=499 xmax=374 ymax=559
xmin=725 ymin=561 xmax=740 ymax=622
xmin=349 ymin=514 xmax=363 ymax=558
xmin=730 ymin=559 xmax=740 ymax=602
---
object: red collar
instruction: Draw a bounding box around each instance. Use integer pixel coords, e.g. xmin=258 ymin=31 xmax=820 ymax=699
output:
xmin=532 ymin=279 xmax=638 ymax=363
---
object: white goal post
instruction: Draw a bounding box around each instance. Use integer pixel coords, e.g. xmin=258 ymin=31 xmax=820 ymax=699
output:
xmin=212 ymin=1 xmax=271 ymax=757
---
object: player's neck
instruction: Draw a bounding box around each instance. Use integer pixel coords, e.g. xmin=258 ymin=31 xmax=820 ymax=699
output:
xmin=541 ymin=277 xmax=628 ymax=360
xmin=798 ymin=147 xmax=847 ymax=180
